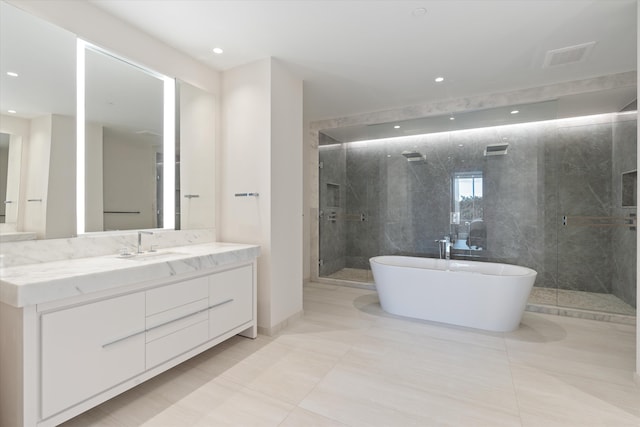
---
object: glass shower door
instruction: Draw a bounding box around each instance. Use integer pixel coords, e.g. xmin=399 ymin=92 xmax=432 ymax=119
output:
xmin=554 ymin=116 xmax=636 ymax=316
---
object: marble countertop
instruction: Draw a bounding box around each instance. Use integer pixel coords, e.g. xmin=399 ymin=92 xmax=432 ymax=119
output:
xmin=0 ymin=231 xmax=37 ymax=243
xmin=0 ymin=242 xmax=260 ymax=308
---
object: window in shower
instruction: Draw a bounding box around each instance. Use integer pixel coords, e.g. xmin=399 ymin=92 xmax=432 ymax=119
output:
xmin=452 ymin=171 xmax=483 ymax=222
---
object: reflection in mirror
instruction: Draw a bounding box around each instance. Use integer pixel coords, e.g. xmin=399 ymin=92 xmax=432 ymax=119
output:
xmin=0 ymin=133 xmax=8 ymax=223
xmin=177 ymin=81 xmax=216 ymax=230
xmin=0 ymin=0 xmax=76 ymax=239
xmin=0 ymin=132 xmax=22 ymax=226
xmin=80 ymin=44 xmax=175 ymax=233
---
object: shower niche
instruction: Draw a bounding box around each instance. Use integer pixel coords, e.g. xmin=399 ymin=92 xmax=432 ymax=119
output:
xmin=326 ymin=183 xmax=341 ymax=208
xmin=622 ymin=170 xmax=637 ymax=207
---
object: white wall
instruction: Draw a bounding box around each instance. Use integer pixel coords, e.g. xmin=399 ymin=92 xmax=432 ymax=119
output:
xmin=85 ymin=123 xmax=104 ymax=232
xmin=220 ymin=58 xmax=273 ymax=328
xmin=0 ymin=140 xmax=9 ymax=221
xmin=0 ymin=114 xmax=30 ymax=231
xmin=4 ymin=133 xmax=23 ymax=227
xmin=23 ymin=115 xmax=51 ymax=238
xmin=220 ymin=58 xmax=303 ymax=332
xmin=19 ymin=114 xmax=76 ymax=239
xmin=270 ymin=59 xmax=303 ymax=327
xmin=45 ymin=114 xmax=75 ymax=239
xmin=102 ymin=130 xmax=157 ymax=231
xmin=180 ymin=83 xmax=216 ymax=230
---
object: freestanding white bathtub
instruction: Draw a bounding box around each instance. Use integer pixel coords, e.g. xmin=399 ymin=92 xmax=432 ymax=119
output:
xmin=370 ymin=256 xmax=537 ymax=332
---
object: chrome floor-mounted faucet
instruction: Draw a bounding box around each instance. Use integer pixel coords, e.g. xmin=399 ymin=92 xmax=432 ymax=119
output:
xmin=435 ymin=236 xmax=451 ymax=259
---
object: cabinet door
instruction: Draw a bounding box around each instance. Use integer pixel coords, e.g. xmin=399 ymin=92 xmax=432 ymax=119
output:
xmin=208 ymin=265 xmax=253 ymax=339
xmin=41 ymin=293 xmax=145 ymax=419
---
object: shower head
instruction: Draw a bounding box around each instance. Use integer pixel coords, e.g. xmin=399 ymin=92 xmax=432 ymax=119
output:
xmin=401 ymin=150 xmax=426 ymax=162
xmin=484 ymin=143 xmax=509 ymax=156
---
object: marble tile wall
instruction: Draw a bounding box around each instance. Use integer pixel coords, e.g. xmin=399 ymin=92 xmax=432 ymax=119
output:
xmin=319 ymin=114 xmax=637 ymax=307
xmin=550 ymin=120 xmax=614 ymax=294
xmin=611 ymin=115 xmax=638 ymax=308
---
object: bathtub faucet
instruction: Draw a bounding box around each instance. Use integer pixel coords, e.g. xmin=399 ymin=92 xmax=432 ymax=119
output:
xmin=435 ymin=237 xmax=451 ymax=259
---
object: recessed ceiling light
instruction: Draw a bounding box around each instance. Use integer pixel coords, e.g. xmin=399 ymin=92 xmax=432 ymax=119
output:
xmin=449 ymin=117 xmax=455 ymax=121
xmin=212 ymin=47 xmax=224 ymax=54
xmin=412 ymin=7 xmax=427 ymax=17
xmin=6 ymin=71 xmax=18 ymax=77
xmin=435 ymin=77 xmax=444 ymax=83
xmin=511 ymin=110 xmax=519 ymax=114
xmin=8 ymin=110 xmax=16 ymax=114
xmin=394 ymin=125 xmax=401 ymax=129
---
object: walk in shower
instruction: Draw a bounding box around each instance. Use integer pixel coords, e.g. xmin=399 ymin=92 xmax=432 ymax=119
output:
xmin=317 ymin=98 xmax=637 ymax=320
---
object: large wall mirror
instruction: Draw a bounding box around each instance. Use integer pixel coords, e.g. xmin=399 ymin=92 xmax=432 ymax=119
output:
xmin=0 ymin=1 xmax=180 ymax=239
xmin=0 ymin=1 xmax=217 ymax=241
xmin=0 ymin=1 xmax=76 ymax=239
xmin=80 ymin=45 xmax=174 ymax=233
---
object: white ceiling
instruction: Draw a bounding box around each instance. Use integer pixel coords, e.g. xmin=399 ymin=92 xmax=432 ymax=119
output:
xmin=89 ymin=0 xmax=638 ymax=122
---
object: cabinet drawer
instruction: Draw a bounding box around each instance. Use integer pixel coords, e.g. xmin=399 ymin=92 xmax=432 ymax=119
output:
xmin=41 ymin=293 xmax=145 ymax=418
xmin=146 ymin=276 xmax=208 ymax=316
xmin=208 ymin=265 xmax=253 ymax=338
xmin=146 ymin=298 xmax=209 ymax=342
xmin=146 ymin=318 xmax=209 ymax=368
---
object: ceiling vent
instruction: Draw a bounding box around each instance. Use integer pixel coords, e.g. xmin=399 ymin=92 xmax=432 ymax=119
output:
xmin=484 ymin=143 xmax=509 ymax=157
xmin=542 ymin=42 xmax=596 ymax=68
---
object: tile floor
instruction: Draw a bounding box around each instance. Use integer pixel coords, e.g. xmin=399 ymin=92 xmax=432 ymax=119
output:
xmin=325 ymin=267 xmax=637 ymax=317
xmin=62 ymin=282 xmax=640 ymax=427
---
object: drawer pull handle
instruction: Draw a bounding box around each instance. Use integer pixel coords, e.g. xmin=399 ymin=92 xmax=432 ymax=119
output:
xmin=145 ymin=299 xmax=234 ymax=333
xmin=103 ymin=299 xmax=235 ymax=347
xmin=146 ymin=307 xmax=210 ymax=333
xmin=102 ymin=329 xmax=146 ymax=348
xmin=208 ymin=298 xmax=234 ymax=311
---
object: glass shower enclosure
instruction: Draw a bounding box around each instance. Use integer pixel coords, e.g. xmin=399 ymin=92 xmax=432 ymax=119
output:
xmin=318 ymin=102 xmax=637 ymax=318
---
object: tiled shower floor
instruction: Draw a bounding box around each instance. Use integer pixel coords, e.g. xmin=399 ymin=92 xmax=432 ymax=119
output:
xmin=325 ymin=267 xmax=375 ymax=283
xmin=322 ymin=268 xmax=636 ymax=318
xmin=528 ymin=287 xmax=636 ymax=316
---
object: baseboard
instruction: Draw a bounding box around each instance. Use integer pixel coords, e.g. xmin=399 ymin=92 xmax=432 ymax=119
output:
xmin=257 ymin=310 xmax=304 ymax=336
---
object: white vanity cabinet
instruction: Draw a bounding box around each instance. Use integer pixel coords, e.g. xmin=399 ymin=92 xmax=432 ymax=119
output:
xmin=0 ymin=251 xmax=258 ymax=427
xmin=145 ymin=276 xmax=210 ymax=368
xmin=209 ymin=264 xmax=253 ymax=339
xmin=40 ymin=293 xmax=146 ymax=419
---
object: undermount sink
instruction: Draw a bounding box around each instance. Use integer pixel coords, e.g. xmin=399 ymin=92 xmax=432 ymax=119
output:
xmin=119 ymin=251 xmax=187 ymax=261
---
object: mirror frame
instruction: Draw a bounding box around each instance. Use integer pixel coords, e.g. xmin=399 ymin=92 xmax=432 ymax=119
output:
xmin=76 ymin=39 xmax=175 ymax=235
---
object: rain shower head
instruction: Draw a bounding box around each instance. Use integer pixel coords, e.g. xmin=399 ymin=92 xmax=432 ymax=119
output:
xmin=401 ymin=150 xmax=426 ymax=162
xmin=484 ymin=143 xmax=509 ymax=156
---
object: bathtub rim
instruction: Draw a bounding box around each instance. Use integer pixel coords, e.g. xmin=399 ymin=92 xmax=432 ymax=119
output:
xmin=369 ymin=255 xmax=537 ymax=278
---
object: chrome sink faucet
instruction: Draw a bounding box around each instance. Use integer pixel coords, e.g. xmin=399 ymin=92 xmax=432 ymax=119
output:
xmin=137 ymin=231 xmax=154 ymax=254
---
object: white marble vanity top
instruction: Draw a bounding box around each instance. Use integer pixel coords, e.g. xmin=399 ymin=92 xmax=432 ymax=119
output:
xmin=0 ymin=242 xmax=260 ymax=308
xmin=0 ymin=231 xmax=37 ymax=243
